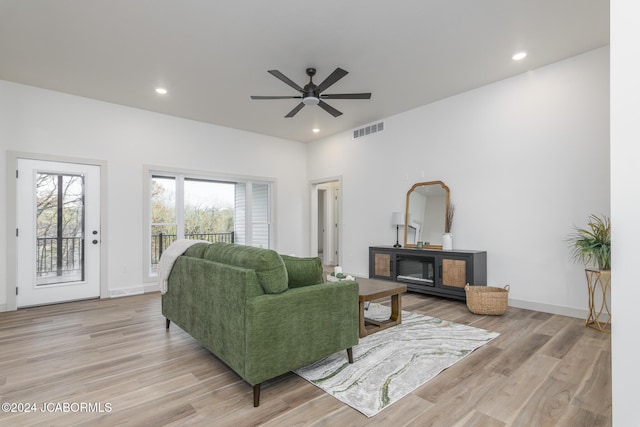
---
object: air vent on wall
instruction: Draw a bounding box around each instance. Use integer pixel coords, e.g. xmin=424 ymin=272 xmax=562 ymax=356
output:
xmin=352 ymin=121 xmax=384 ymax=139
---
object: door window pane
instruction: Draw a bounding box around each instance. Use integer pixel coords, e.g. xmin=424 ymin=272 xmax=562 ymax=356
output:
xmin=184 ymin=179 xmax=235 ymax=243
xmin=36 ymin=173 xmax=85 ymax=285
xmin=151 ymin=176 xmax=176 ymax=272
xmin=151 ymin=176 xmax=176 ymax=224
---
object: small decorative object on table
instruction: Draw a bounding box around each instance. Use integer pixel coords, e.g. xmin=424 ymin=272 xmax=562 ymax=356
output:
xmin=465 ymin=283 xmax=510 ymax=315
xmin=327 ymin=272 xmax=356 ymax=282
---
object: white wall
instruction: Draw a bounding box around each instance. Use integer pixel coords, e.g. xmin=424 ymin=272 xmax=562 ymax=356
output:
xmin=611 ymin=0 xmax=640 ymax=423
xmin=0 ymin=81 xmax=307 ymax=308
xmin=308 ymin=47 xmax=610 ymax=317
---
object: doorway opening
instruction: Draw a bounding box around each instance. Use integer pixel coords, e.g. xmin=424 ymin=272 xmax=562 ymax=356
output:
xmin=310 ymin=179 xmax=341 ymax=269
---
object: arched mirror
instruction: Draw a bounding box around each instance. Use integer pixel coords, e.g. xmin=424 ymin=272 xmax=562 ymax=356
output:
xmin=403 ymin=181 xmax=450 ymax=249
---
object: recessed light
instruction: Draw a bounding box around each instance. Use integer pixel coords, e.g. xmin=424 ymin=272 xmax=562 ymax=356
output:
xmin=512 ymin=52 xmax=527 ymax=61
xmin=155 ymin=87 xmax=168 ymax=95
xmin=312 ymin=128 xmax=320 ymax=133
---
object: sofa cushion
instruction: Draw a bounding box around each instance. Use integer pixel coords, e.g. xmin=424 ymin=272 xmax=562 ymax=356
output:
xmin=201 ymin=242 xmax=288 ymax=294
xmin=280 ymin=255 xmax=324 ymax=288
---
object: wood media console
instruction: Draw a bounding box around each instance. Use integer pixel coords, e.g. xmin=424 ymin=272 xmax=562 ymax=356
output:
xmin=369 ymin=246 xmax=487 ymax=301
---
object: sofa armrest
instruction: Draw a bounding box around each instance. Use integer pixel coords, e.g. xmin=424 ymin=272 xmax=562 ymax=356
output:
xmin=244 ymin=280 xmax=359 ymax=385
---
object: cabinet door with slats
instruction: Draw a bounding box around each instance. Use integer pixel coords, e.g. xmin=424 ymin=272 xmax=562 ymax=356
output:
xmin=442 ymin=258 xmax=466 ymax=288
xmin=374 ymin=253 xmax=392 ymax=278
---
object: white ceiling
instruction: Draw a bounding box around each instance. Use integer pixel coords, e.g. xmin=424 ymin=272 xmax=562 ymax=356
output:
xmin=0 ymin=1 xmax=609 ymax=143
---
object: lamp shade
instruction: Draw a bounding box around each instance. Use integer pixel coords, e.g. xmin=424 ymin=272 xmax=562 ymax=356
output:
xmin=391 ymin=212 xmax=405 ymax=226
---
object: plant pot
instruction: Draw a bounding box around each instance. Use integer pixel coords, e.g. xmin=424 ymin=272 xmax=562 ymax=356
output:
xmin=442 ymin=233 xmax=453 ymax=250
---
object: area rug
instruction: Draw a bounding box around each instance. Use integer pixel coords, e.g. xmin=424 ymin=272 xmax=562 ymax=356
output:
xmin=294 ymin=304 xmax=499 ymax=417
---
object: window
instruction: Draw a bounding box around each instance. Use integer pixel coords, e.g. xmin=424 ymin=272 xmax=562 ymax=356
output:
xmin=147 ymin=171 xmax=273 ymax=276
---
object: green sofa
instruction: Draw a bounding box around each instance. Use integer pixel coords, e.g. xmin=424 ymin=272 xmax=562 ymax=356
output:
xmin=162 ymin=242 xmax=359 ymax=406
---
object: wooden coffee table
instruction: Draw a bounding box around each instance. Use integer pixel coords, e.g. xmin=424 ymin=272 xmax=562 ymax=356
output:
xmin=357 ymin=277 xmax=407 ymax=338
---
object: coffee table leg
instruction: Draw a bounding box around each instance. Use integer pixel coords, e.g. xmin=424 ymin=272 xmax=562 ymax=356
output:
xmin=359 ymin=301 xmax=367 ymax=338
xmin=390 ymin=293 xmax=401 ymax=324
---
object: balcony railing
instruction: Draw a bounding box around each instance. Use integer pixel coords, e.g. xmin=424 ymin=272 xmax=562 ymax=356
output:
xmin=36 ymin=232 xmax=235 ymax=278
xmin=37 ymin=236 xmax=83 ymax=277
xmin=151 ymin=232 xmax=235 ymax=266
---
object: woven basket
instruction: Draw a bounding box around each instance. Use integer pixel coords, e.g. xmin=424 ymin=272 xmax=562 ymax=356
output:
xmin=465 ymin=284 xmax=510 ymax=315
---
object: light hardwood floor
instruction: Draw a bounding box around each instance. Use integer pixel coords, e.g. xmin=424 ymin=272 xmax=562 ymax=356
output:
xmin=0 ymin=292 xmax=611 ymax=426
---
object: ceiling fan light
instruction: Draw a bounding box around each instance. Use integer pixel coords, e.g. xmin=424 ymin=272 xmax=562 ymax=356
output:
xmin=303 ymin=96 xmax=319 ymax=106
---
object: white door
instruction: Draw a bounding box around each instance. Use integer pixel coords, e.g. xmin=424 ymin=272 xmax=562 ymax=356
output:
xmin=16 ymin=159 xmax=101 ymax=307
xmin=332 ymin=186 xmax=340 ymax=264
xmin=318 ymin=189 xmax=326 ymax=260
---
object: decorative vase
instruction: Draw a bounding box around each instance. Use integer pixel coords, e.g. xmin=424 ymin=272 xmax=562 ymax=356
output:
xmin=442 ymin=233 xmax=453 ymax=250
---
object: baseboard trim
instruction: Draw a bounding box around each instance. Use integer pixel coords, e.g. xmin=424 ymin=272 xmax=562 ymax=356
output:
xmin=144 ymin=283 xmax=160 ymax=294
xmin=508 ymin=298 xmax=587 ymax=319
xmin=0 ymin=303 xmax=7 ymax=312
xmin=107 ymin=284 xmax=159 ymax=299
xmin=109 ymin=287 xmax=144 ymax=298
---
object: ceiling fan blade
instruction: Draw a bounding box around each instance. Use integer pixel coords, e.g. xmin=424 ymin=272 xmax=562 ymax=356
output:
xmin=250 ymin=95 xmax=302 ymax=100
xmin=316 ymin=68 xmax=349 ymax=93
xmin=321 ymin=93 xmax=372 ymax=99
xmin=318 ymin=100 xmax=343 ymax=117
xmin=285 ymin=102 xmax=305 ymax=118
xmin=268 ymin=70 xmax=304 ymax=92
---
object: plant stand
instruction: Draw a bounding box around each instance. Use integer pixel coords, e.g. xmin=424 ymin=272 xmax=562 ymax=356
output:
xmin=585 ymin=269 xmax=611 ymax=333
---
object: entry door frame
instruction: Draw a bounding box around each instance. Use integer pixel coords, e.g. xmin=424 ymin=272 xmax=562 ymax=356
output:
xmin=309 ymin=176 xmax=342 ymax=266
xmin=5 ymin=151 xmax=108 ymax=311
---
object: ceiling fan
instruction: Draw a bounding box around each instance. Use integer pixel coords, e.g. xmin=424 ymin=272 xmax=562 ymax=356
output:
xmin=250 ymin=67 xmax=371 ymax=118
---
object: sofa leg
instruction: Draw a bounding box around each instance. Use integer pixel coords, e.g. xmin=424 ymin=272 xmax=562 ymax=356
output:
xmin=253 ymin=384 xmax=261 ymax=407
xmin=347 ymin=347 xmax=354 ymax=364
xmin=165 ymin=318 xmax=170 ymax=329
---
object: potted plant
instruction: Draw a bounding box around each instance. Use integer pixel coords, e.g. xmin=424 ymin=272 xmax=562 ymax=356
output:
xmin=568 ymin=214 xmax=611 ymax=270
xmin=568 ymin=214 xmax=611 ymax=332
